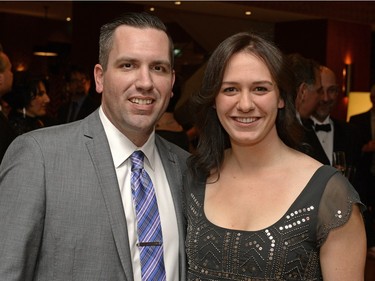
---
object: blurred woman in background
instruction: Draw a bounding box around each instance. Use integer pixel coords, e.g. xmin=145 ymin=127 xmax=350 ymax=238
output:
xmin=4 ymin=73 xmax=50 ymax=135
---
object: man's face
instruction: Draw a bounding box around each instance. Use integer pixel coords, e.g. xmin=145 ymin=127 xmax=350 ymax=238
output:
xmin=313 ymin=67 xmax=338 ymax=122
xmin=68 ymin=71 xmax=90 ymax=97
xmin=94 ymin=26 xmax=175 ymax=146
xmin=0 ymin=52 xmax=13 ymax=97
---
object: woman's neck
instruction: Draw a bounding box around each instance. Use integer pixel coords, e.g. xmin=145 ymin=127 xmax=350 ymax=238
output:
xmin=228 ymin=134 xmax=289 ymax=170
xmin=16 ymin=108 xmax=35 ymax=118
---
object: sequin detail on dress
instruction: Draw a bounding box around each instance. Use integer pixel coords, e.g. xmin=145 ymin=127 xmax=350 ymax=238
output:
xmin=185 ymin=166 xmax=364 ymax=281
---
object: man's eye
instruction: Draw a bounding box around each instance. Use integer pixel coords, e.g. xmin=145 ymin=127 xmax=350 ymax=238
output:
xmin=122 ymin=63 xmax=133 ymax=69
xmin=327 ymin=86 xmax=338 ymax=95
xmin=153 ymin=65 xmax=167 ymax=72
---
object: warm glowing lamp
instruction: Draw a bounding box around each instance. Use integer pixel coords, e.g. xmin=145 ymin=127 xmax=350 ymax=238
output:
xmin=346 ymin=92 xmax=372 ymax=121
xmin=32 ymin=44 xmax=58 ymax=57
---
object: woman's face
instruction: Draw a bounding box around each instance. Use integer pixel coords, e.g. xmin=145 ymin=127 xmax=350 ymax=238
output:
xmin=27 ymin=81 xmax=50 ymax=117
xmin=215 ymin=51 xmax=284 ymax=147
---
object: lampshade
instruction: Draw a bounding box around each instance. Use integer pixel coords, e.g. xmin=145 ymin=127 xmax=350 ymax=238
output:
xmin=346 ymin=92 xmax=372 ymax=121
xmin=33 ymin=45 xmax=58 ymax=57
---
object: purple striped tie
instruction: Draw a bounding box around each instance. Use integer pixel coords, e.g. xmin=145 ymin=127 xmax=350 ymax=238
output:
xmin=130 ymin=151 xmax=166 ymax=280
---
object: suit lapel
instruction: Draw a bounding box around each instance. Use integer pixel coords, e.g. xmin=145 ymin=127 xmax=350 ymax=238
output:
xmin=155 ymin=136 xmax=186 ymax=279
xmin=303 ymin=126 xmax=331 ymax=165
xmin=84 ymin=111 xmax=134 ymax=281
xmin=156 ymin=136 xmax=184 ymax=224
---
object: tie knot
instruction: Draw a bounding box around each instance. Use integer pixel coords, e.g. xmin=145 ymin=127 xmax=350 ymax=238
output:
xmin=130 ymin=150 xmax=145 ymax=171
xmin=315 ymin=123 xmax=331 ymax=132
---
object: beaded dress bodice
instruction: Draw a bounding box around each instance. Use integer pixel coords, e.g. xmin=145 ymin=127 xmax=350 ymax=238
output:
xmin=184 ymin=165 xmax=363 ymax=281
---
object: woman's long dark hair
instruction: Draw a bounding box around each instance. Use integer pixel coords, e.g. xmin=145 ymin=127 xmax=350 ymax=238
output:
xmin=188 ymin=32 xmax=303 ymax=180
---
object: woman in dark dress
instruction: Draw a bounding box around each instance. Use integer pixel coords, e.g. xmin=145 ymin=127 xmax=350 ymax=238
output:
xmin=5 ymin=74 xmax=50 ymax=135
xmin=184 ymin=32 xmax=366 ymax=280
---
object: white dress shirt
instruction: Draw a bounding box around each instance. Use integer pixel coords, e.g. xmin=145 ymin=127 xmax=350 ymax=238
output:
xmin=99 ymin=107 xmax=179 ymax=281
xmin=311 ymin=116 xmax=334 ymax=165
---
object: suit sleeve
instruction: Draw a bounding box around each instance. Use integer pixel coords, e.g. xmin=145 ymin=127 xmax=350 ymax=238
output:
xmin=0 ymin=135 xmax=46 ymax=281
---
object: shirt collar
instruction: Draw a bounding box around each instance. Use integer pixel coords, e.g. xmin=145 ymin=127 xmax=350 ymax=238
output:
xmin=296 ymin=112 xmax=302 ymax=124
xmin=310 ymin=115 xmax=331 ymax=125
xmin=99 ymin=106 xmax=156 ymax=170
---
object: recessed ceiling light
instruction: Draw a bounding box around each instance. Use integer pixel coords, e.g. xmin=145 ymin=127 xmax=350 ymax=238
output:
xmin=149 ymin=7 xmax=155 ymax=12
xmin=66 ymin=17 xmax=71 ymax=22
xmin=245 ymin=11 xmax=252 ymax=16
xmin=174 ymin=1 xmax=182 ymax=5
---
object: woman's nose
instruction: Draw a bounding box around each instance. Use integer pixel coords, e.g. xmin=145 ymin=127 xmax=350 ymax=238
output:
xmin=44 ymin=94 xmax=50 ymax=103
xmin=237 ymin=92 xmax=254 ymax=112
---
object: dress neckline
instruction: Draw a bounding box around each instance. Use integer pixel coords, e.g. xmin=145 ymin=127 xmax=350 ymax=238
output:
xmin=200 ymin=165 xmax=330 ymax=233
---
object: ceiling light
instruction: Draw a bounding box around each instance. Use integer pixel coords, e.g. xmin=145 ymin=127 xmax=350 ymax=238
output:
xmin=174 ymin=1 xmax=182 ymax=5
xmin=245 ymin=11 xmax=252 ymax=16
xmin=149 ymin=7 xmax=155 ymax=12
xmin=33 ymin=45 xmax=58 ymax=57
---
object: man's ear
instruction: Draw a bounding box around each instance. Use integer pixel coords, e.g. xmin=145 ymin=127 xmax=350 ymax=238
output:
xmin=298 ymin=82 xmax=307 ymax=101
xmin=93 ymin=64 xmax=104 ymax=94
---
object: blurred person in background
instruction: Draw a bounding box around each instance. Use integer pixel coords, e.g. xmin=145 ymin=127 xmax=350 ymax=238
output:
xmin=0 ymin=43 xmax=15 ymax=163
xmin=287 ymin=53 xmax=329 ymax=165
xmin=311 ymin=66 xmax=361 ymax=172
xmin=56 ymin=64 xmax=101 ymax=124
xmin=156 ymin=76 xmax=190 ymax=151
xmin=4 ymin=73 xmax=50 ymax=135
xmin=350 ymin=84 xmax=375 ymax=259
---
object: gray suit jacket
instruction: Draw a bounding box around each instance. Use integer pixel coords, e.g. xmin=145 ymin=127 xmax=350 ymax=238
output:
xmin=0 ymin=110 xmax=189 ymax=281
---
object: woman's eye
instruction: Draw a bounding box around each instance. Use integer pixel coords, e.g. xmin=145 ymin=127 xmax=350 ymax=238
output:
xmin=223 ymin=87 xmax=236 ymax=93
xmin=254 ymin=86 xmax=268 ymax=92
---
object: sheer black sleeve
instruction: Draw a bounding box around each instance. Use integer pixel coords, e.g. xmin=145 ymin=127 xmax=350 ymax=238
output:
xmin=317 ymin=172 xmax=365 ymax=247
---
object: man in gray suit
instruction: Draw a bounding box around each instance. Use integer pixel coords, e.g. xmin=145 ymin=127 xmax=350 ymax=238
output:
xmin=0 ymin=12 xmax=189 ymax=280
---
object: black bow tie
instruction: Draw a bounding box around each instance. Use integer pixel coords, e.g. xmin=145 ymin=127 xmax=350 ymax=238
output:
xmin=314 ymin=123 xmax=331 ymax=132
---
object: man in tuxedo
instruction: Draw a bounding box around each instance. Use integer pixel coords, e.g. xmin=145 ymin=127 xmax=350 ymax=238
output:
xmin=311 ymin=66 xmax=361 ymax=169
xmin=0 ymin=44 xmax=15 ymax=163
xmin=287 ymin=53 xmax=329 ymax=164
xmin=0 ymin=12 xmax=189 ymax=280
